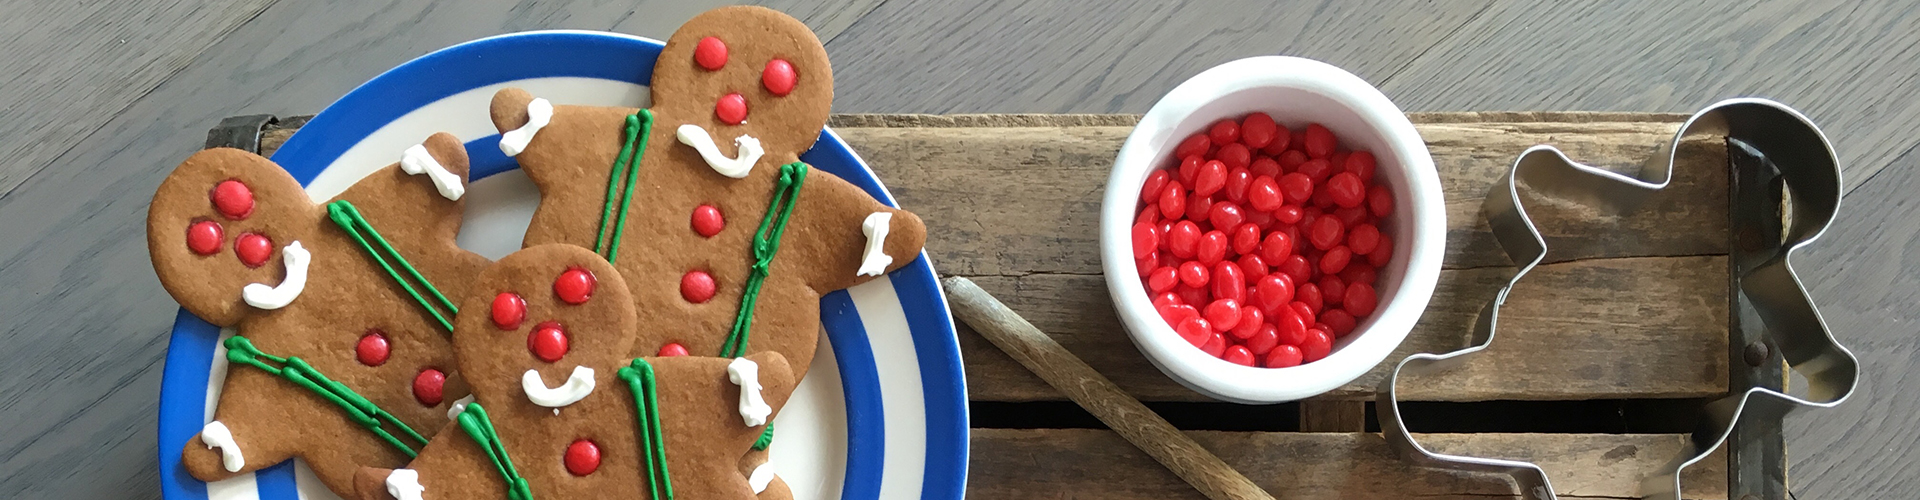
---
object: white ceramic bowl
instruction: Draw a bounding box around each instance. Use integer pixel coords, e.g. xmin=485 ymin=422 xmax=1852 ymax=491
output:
xmin=1101 ymin=56 xmax=1445 ymax=403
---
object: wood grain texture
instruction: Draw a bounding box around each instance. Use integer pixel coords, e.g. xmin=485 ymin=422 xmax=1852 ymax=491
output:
xmin=946 ymin=277 xmax=1274 ymax=500
xmin=969 ymin=429 xmax=1728 ymax=500
xmin=0 ymin=0 xmax=278 ymax=199
xmin=1377 ymin=0 xmax=1920 ymax=195
xmin=822 ymin=0 xmax=1497 ymax=114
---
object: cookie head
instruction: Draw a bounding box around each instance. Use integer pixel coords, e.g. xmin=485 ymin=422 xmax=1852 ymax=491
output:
xmin=651 ymin=5 xmax=832 ymax=155
xmin=452 ymin=244 xmax=638 ymax=405
xmin=148 ymin=148 xmax=320 ymax=325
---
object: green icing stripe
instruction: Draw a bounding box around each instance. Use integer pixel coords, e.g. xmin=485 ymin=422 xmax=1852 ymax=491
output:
xmin=618 ymin=358 xmax=674 ymax=500
xmin=324 ymin=200 xmax=458 ymax=333
xmin=456 ymin=403 xmax=534 ymax=500
xmin=223 ymin=336 xmax=427 ymax=457
xmin=593 ymin=109 xmax=654 ymax=264
xmin=719 ymin=162 xmax=809 ymax=358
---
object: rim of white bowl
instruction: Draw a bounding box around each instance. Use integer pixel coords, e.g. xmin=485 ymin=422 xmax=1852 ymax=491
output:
xmin=1101 ymin=56 xmax=1445 ymax=403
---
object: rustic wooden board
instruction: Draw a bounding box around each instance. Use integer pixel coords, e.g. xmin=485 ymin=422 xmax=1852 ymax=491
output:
xmin=970 ymin=429 xmax=1728 ymax=500
xmin=260 ymin=112 xmax=1732 ymax=403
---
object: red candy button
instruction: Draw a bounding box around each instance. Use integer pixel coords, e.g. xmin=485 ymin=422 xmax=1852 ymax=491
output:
xmin=691 ymin=204 xmax=725 ymax=238
xmin=763 ymin=59 xmax=797 ymax=96
xmin=235 ymin=233 xmax=273 ymax=268
xmin=211 ymin=180 xmax=254 ymax=220
xmin=491 ymin=292 xmax=527 ymax=330
xmin=186 ymin=221 xmax=223 ymax=255
xmin=694 ymin=36 xmax=727 ymax=70
xmin=356 ymin=330 xmax=390 ymax=366
xmin=529 ymin=321 xmax=569 ymax=362
xmin=565 ymin=439 xmax=601 ymax=476
xmin=554 ymin=268 xmax=596 ymax=304
xmin=657 ymin=343 xmax=690 ymax=357
xmin=715 ymin=93 xmax=748 ymax=125
xmin=681 ymin=270 xmax=716 ymax=303
xmin=413 ymin=368 xmax=446 ymax=406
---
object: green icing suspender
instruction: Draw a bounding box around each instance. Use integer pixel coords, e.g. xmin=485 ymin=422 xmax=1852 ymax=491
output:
xmin=325 ymin=200 xmax=460 ymax=333
xmin=618 ymin=358 xmax=675 ymax=500
xmin=719 ymin=161 xmax=809 ymax=358
xmin=456 ymin=403 xmax=534 ymax=500
xmin=593 ymin=109 xmax=655 ymax=264
xmin=223 ymin=336 xmax=428 ymax=456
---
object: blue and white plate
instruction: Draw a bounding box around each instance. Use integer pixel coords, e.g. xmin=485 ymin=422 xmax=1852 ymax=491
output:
xmin=158 ymin=30 xmax=967 ymax=500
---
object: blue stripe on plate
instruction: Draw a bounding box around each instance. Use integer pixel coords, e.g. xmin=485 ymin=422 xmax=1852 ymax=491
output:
xmin=159 ymin=310 xmax=215 ymax=500
xmin=819 ymin=291 xmax=885 ymax=500
xmin=159 ymin=30 xmax=966 ymax=500
xmin=254 ymin=463 xmax=298 ymax=496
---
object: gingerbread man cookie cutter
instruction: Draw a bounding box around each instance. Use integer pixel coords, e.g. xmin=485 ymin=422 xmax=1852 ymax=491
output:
xmin=1374 ymin=98 xmax=1860 ymax=500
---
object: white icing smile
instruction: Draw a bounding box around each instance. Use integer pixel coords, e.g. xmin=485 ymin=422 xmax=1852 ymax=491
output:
xmin=386 ymin=469 xmax=426 ymax=500
xmin=522 ymin=366 xmax=595 ymax=408
xmin=200 ymin=421 xmax=245 ymax=472
xmin=857 ymin=212 xmax=894 ymax=277
xmin=676 ymin=124 xmax=765 ymax=178
xmin=498 ymin=97 xmax=552 ymax=157
xmin=400 ymin=143 xmax=465 ymax=201
xmin=749 ymin=461 xmax=777 ymax=494
xmin=242 ymin=241 xmax=309 ymax=310
xmin=727 ymin=357 xmax=773 ymax=427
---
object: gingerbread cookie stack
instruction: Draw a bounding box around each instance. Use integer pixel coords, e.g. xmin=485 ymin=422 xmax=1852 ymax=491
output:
xmin=150 ymin=6 xmax=927 ymax=500
xmin=149 ymin=132 xmax=489 ymax=495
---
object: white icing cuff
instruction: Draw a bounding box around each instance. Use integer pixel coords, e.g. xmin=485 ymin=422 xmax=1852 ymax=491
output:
xmin=200 ymin=421 xmax=245 ymax=472
xmin=400 ymin=143 xmax=465 ymax=201
xmin=499 ymin=98 xmax=552 ymax=157
xmin=727 ymin=357 xmax=773 ymax=427
xmin=445 ymin=394 xmax=475 ymax=420
xmin=749 ymin=461 xmax=777 ymax=494
xmin=676 ymin=124 xmax=764 ymax=178
xmin=857 ymin=212 xmax=894 ymax=277
xmin=242 ymin=241 xmax=309 ymax=310
xmin=523 ymin=366 xmax=595 ymax=408
xmin=386 ymin=469 xmax=426 ymax=500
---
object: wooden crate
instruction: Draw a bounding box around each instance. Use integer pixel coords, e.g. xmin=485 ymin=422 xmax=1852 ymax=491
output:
xmin=217 ymin=111 xmax=1772 ymax=500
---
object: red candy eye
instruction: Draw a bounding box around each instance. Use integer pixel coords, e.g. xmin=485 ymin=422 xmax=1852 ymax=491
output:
xmin=554 ymin=268 xmax=595 ymax=304
xmin=691 ymin=204 xmax=725 ymax=237
xmin=565 ymin=439 xmax=601 ymax=476
xmin=211 ymin=180 xmax=254 ymax=220
xmin=528 ymin=321 xmax=569 ymax=362
xmin=187 ymin=220 xmax=224 ymax=255
xmin=491 ymin=292 xmax=527 ymax=329
xmin=413 ymin=368 xmax=446 ymax=406
xmin=694 ymin=36 xmax=728 ymax=70
xmin=356 ymin=330 xmax=390 ymax=366
xmin=657 ymin=343 xmax=689 ymax=357
xmin=763 ymin=59 xmax=796 ymax=96
xmin=235 ymin=233 xmax=273 ymax=268
xmin=681 ymin=270 xmax=716 ymax=303
xmin=715 ymin=93 xmax=748 ymax=125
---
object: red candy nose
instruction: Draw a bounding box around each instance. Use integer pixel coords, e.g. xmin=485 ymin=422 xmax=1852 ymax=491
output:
xmin=715 ymin=93 xmax=748 ymax=125
xmin=528 ymin=321 xmax=569 ymax=362
xmin=235 ymin=232 xmax=273 ymax=268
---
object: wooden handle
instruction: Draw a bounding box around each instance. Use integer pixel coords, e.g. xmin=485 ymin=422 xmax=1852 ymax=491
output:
xmin=942 ymin=277 xmax=1275 ymax=500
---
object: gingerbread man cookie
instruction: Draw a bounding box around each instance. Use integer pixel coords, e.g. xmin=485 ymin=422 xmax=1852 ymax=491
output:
xmin=487 ymin=5 xmax=928 ymax=378
xmin=352 ymin=244 xmax=798 ymax=500
xmin=148 ymin=132 xmax=490 ymax=496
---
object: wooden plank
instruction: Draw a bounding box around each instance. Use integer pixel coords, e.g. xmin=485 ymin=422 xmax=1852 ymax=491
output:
xmin=821 ymin=0 xmax=1497 ymax=114
xmin=1377 ymin=0 xmax=1920 ymax=195
xmin=959 ymin=256 xmax=1727 ymax=402
xmin=257 ymin=113 xmax=1733 ymax=403
xmin=969 ymin=429 xmax=1728 ymax=500
xmin=1297 ymin=401 xmax=1367 ymax=432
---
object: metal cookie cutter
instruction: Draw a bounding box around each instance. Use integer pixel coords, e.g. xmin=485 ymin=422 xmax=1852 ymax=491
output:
xmin=1374 ymin=98 xmax=1860 ymax=500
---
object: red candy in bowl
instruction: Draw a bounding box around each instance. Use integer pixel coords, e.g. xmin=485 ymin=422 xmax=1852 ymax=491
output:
xmin=1102 ymin=56 xmax=1444 ymax=403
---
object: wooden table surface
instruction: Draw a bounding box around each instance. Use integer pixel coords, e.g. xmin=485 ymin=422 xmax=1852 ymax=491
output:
xmin=2 ymin=1 xmax=1916 ymax=498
